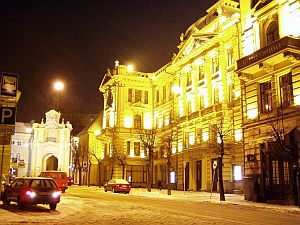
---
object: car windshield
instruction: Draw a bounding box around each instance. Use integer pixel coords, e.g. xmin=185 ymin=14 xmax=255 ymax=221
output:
xmin=30 ymin=179 xmax=58 ymax=189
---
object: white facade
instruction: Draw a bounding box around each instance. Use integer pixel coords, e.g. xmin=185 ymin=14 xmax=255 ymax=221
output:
xmin=10 ymin=122 xmax=33 ymax=177
xmin=11 ymin=110 xmax=73 ymax=177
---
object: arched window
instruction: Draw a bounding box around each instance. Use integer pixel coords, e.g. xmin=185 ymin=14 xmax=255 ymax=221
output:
xmin=266 ymin=21 xmax=279 ymax=45
xmin=134 ymin=114 xmax=142 ymax=129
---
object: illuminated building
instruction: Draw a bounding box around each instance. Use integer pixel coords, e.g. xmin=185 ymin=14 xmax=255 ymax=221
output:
xmin=236 ymin=0 xmax=300 ymax=203
xmin=99 ymin=0 xmax=244 ymax=193
xmin=28 ymin=110 xmax=73 ymax=176
xmin=98 ymin=0 xmax=300 ymax=203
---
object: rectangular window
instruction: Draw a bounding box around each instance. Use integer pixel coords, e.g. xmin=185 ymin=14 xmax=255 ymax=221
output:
xmin=212 ymin=56 xmax=219 ymax=74
xmin=144 ymin=91 xmax=148 ymax=104
xmin=233 ymin=165 xmax=242 ymax=181
xmin=128 ymin=89 xmax=132 ymax=102
xmin=198 ymin=65 xmax=205 ymax=81
xmin=134 ymin=142 xmax=140 ymax=156
xmin=135 ymin=89 xmax=142 ymax=103
xmin=214 ymin=88 xmax=219 ymax=104
xmin=104 ymin=144 xmax=108 ymax=157
xmin=184 ymin=132 xmax=189 ymax=148
xmin=169 ymin=82 xmax=174 ymax=100
xmin=196 ymin=128 xmax=202 ymax=144
xmin=163 ymin=86 xmax=166 ymax=101
xmin=228 ymin=83 xmax=235 ymax=102
xmin=227 ymin=47 xmax=234 ymax=67
xmin=279 ymin=73 xmax=293 ymax=107
xmin=199 ymin=94 xmax=204 ymax=109
xmin=127 ymin=141 xmax=131 ymax=155
xmin=186 ymin=72 xmax=192 ymax=87
xmin=156 ymin=90 xmax=159 ymax=103
xmin=260 ymin=81 xmax=272 ymax=113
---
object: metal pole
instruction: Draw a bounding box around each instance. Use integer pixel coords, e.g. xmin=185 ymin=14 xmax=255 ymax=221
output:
xmin=0 ymin=144 xmax=5 ymax=199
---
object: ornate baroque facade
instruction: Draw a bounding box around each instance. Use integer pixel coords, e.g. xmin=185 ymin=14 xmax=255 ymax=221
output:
xmin=96 ymin=0 xmax=300 ymax=203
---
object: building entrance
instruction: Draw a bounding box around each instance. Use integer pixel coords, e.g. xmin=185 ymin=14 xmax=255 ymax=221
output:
xmin=46 ymin=156 xmax=58 ymax=170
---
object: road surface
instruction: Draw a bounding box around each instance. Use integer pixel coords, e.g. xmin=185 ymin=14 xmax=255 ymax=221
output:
xmin=0 ymin=185 xmax=299 ymax=224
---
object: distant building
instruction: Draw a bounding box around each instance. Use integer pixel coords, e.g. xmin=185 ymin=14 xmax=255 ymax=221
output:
xmin=10 ymin=122 xmax=32 ymax=177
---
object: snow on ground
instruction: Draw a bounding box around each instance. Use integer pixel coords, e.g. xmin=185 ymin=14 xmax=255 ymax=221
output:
xmin=0 ymin=185 xmax=299 ymax=225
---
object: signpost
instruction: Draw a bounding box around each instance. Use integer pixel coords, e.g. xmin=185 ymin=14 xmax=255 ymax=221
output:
xmin=0 ymin=72 xmax=19 ymax=199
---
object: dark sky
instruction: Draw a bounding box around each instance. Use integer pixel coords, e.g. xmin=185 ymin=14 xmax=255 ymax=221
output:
xmin=0 ymin=0 xmax=214 ymax=123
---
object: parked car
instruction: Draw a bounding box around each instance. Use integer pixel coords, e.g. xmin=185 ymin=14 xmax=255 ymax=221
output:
xmin=1 ymin=177 xmax=61 ymax=210
xmin=104 ymin=179 xmax=131 ymax=193
xmin=67 ymin=176 xmax=74 ymax=186
xmin=39 ymin=171 xmax=68 ymax=193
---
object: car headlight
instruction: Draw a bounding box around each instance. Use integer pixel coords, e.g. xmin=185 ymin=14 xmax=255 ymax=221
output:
xmin=52 ymin=191 xmax=61 ymax=198
xmin=25 ymin=190 xmax=36 ymax=198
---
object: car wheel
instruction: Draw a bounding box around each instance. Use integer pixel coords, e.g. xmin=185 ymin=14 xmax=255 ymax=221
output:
xmin=2 ymin=195 xmax=11 ymax=205
xmin=113 ymin=188 xmax=116 ymax=193
xmin=49 ymin=204 xmax=57 ymax=210
xmin=104 ymin=188 xmax=107 ymax=192
xmin=17 ymin=197 xmax=24 ymax=210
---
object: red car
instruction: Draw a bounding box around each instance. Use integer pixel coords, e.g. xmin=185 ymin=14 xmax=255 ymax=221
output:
xmin=104 ymin=179 xmax=131 ymax=193
xmin=1 ymin=177 xmax=61 ymax=210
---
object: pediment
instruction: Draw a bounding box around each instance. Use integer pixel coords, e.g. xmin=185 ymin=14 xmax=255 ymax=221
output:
xmin=172 ymin=33 xmax=216 ymax=64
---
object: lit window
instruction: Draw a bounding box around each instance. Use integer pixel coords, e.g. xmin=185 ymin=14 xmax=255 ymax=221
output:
xmin=260 ymin=81 xmax=272 ymax=113
xmin=279 ymin=73 xmax=293 ymax=108
xmin=227 ymin=47 xmax=234 ymax=67
xmin=135 ymin=90 xmax=142 ymax=103
xmin=233 ymin=165 xmax=242 ymax=181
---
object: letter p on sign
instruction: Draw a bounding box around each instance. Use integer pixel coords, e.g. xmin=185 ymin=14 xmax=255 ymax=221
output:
xmin=0 ymin=107 xmax=16 ymax=125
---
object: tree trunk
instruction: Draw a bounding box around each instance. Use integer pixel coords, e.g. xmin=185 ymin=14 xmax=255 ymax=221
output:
xmin=218 ymin=157 xmax=225 ymax=201
xmin=147 ymin=149 xmax=153 ymax=192
xmin=98 ymin=162 xmax=101 ymax=188
xmin=78 ymin=166 xmax=82 ymax=186
xmin=167 ymin=160 xmax=171 ymax=195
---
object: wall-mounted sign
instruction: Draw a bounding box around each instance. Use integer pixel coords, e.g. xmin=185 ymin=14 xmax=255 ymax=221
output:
xmin=1 ymin=72 xmax=19 ymax=97
xmin=0 ymin=106 xmax=16 ymax=125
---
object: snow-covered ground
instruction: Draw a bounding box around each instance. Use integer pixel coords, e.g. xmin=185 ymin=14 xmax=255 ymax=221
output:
xmin=0 ymin=185 xmax=299 ymax=225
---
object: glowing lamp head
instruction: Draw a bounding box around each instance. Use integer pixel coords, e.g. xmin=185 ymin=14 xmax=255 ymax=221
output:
xmin=127 ymin=65 xmax=134 ymax=72
xmin=54 ymin=81 xmax=64 ymax=91
xmin=94 ymin=130 xmax=101 ymax=136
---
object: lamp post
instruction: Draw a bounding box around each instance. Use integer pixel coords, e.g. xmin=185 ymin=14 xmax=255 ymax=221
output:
xmin=53 ymin=80 xmax=64 ymax=111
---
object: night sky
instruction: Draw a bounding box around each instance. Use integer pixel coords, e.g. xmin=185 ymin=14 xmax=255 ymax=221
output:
xmin=0 ymin=0 xmax=214 ymax=123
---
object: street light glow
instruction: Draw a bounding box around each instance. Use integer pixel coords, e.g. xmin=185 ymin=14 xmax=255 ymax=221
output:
xmin=127 ymin=64 xmax=134 ymax=72
xmin=54 ymin=81 xmax=64 ymax=91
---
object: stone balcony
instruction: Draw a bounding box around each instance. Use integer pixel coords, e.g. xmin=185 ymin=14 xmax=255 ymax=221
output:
xmin=236 ymin=37 xmax=300 ymax=77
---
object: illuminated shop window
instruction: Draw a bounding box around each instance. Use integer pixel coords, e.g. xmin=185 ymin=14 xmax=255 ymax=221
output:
xmin=233 ymin=165 xmax=242 ymax=181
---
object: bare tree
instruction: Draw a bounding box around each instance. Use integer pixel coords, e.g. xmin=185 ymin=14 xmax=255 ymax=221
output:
xmin=210 ymin=116 xmax=233 ymax=201
xmin=264 ymin=106 xmax=299 ymax=204
xmin=89 ymin=147 xmax=103 ymax=188
xmin=140 ymin=128 xmax=156 ymax=192
xmin=161 ymin=130 xmax=176 ymax=195
xmin=116 ymin=155 xmax=126 ymax=179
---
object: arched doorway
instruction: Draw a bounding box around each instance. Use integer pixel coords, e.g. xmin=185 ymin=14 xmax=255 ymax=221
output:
xmin=46 ymin=155 xmax=58 ymax=170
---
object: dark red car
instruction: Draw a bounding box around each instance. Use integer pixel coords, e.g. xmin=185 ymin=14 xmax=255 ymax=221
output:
xmin=104 ymin=179 xmax=131 ymax=193
xmin=1 ymin=177 xmax=61 ymax=210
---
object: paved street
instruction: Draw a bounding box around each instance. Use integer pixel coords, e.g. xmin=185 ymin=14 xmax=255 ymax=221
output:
xmin=0 ymin=185 xmax=300 ymax=225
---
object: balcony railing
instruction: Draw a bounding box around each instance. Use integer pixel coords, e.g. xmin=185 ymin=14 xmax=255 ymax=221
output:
xmin=237 ymin=37 xmax=300 ymax=70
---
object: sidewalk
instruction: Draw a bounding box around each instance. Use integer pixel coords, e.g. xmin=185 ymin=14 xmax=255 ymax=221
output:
xmin=129 ymin=187 xmax=300 ymax=213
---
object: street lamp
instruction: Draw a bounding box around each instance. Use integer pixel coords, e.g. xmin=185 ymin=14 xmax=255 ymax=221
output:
xmin=53 ymin=80 xmax=64 ymax=111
